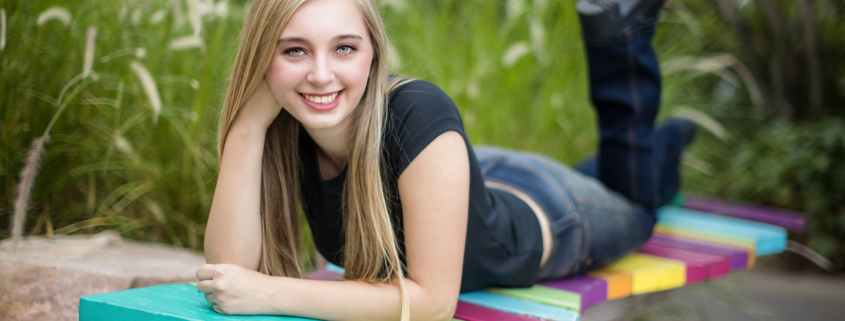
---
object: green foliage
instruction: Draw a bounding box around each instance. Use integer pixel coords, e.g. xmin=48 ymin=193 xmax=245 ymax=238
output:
xmin=687 ymin=119 xmax=845 ymax=266
xmin=1 ymin=0 xmax=842 ymax=271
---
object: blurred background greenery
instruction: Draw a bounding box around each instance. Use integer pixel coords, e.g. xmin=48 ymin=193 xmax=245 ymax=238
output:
xmin=1 ymin=0 xmax=843 ymax=268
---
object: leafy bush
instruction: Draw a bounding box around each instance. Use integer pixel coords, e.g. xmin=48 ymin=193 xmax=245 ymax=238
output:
xmin=731 ymin=119 xmax=845 ymax=266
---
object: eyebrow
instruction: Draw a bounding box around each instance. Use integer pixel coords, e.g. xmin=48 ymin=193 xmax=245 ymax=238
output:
xmin=277 ymin=34 xmax=363 ymax=44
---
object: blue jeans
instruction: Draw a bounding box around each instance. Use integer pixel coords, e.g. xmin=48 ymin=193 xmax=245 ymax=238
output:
xmin=476 ymin=15 xmax=690 ymax=279
xmin=475 ymin=147 xmax=654 ymax=279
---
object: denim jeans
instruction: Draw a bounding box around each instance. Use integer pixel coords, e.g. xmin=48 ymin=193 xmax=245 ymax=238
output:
xmin=475 ymin=147 xmax=654 ymax=279
xmin=475 ymin=15 xmax=689 ymax=279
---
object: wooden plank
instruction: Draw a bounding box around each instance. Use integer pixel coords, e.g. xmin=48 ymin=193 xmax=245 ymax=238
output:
xmin=653 ymin=225 xmax=757 ymax=267
xmin=587 ymin=270 xmax=631 ymax=301
xmin=682 ymin=194 xmax=806 ymax=232
xmin=649 ymin=234 xmax=748 ymax=271
xmin=79 ymin=283 xmax=316 ymax=321
xmin=486 ymin=285 xmax=580 ymax=312
xmin=537 ymin=275 xmax=607 ymax=312
xmin=325 ymin=263 xmax=345 ymax=274
xmin=638 ymin=242 xmax=730 ymax=282
xmin=458 ymin=292 xmax=579 ymax=321
xmin=305 ymin=269 xmax=343 ymax=281
xmin=598 ymin=253 xmax=686 ymax=294
xmin=453 ymin=301 xmax=543 ymax=321
xmin=657 ymin=207 xmax=787 ymax=256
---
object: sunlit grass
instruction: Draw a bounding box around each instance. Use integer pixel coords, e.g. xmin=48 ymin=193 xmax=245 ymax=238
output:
xmin=0 ymin=0 xmax=740 ymax=252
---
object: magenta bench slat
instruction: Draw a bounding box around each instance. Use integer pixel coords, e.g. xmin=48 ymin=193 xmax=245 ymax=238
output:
xmin=649 ymin=234 xmax=748 ymax=271
xmin=638 ymin=242 xmax=730 ymax=283
xmin=454 ymin=301 xmax=541 ymax=321
xmin=537 ymin=275 xmax=607 ymax=311
xmin=683 ymin=194 xmax=805 ymax=232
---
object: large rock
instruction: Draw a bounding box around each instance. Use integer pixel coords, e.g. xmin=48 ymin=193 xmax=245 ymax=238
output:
xmin=0 ymin=231 xmax=206 ymax=321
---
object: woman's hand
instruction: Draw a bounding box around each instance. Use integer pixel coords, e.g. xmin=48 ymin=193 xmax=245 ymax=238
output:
xmin=195 ymin=263 xmax=279 ymax=315
xmin=233 ymin=78 xmax=283 ymax=132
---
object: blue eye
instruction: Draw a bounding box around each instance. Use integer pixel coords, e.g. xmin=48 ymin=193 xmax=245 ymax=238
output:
xmin=284 ymin=47 xmax=305 ymax=56
xmin=336 ymin=45 xmax=355 ymax=54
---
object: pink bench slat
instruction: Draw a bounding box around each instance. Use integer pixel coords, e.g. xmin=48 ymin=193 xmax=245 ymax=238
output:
xmin=454 ymin=301 xmax=542 ymax=321
xmin=649 ymin=235 xmax=747 ymax=271
xmin=638 ymin=242 xmax=730 ymax=283
xmin=306 ymin=269 xmax=343 ymax=281
xmin=683 ymin=194 xmax=805 ymax=232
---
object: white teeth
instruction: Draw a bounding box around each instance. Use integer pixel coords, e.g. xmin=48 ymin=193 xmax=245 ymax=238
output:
xmin=304 ymin=92 xmax=339 ymax=104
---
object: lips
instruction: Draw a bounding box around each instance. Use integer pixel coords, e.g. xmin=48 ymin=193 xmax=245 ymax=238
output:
xmin=299 ymin=90 xmax=343 ymax=111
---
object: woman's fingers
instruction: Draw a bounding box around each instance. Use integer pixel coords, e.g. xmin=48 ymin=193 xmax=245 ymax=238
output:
xmin=195 ymin=263 xmax=219 ymax=281
xmin=196 ymin=280 xmax=217 ymax=294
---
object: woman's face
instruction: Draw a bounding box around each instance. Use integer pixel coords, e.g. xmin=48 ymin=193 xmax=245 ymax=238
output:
xmin=266 ymin=0 xmax=374 ymax=132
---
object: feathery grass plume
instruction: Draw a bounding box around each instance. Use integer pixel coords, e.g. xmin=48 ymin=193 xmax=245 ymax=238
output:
xmin=672 ymin=106 xmax=728 ymax=140
xmin=113 ymin=135 xmax=137 ymax=159
xmin=663 ymin=54 xmax=763 ymax=118
xmin=100 ymin=47 xmax=146 ymax=62
xmin=379 ymin=0 xmax=407 ymax=12
xmin=11 ymin=135 xmax=50 ymax=252
xmin=187 ymin=0 xmax=202 ymax=36
xmin=213 ymin=1 xmax=229 ymax=18
xmin=169 ymin=35 xmax=205 ymax=51
xmin=1 ymin=9 xmax=6 ymax=51
xmin=533 ymin=0 xmax=548 ymax=12
xmin=171 ymin=0 xmax=185 ymax=29
xmin=502 ymin=42 xmax=530 ymax=68
xmin=506 ymin=0 xmax=524 ymax=20
xmin=681 ymin=152 xmax=714 ymax=175
xmin=83 ymin=27 xmax=97 ymax=77
xmin=386 ymin=39 xmax=401 ymax=72
xmin=129 ymin=61 xmax=162 ymax=123
xmin=150 ymin=10 xmax=167 ymax=24
xmin=529 ymin=16 xmax=546 ymax=65
xmin=37 ymin=7 xmax=72 ymax=27
xmin=131 ymin=8 xmax=142 ymax=26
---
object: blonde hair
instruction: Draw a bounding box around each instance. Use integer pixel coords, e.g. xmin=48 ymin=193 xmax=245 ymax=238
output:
xmin=217 ymin=0 xmax=412 ymax=319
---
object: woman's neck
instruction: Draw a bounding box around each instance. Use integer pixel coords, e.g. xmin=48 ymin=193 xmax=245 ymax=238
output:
xmin=303 ymin=122 xmax=351 ymax=179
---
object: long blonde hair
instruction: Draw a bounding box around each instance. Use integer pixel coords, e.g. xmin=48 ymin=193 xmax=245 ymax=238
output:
xmin=217 ymin=0 xmax=412 ymax=319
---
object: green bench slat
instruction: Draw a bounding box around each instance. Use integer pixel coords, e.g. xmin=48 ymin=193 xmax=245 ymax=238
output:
xmin=486 ymin=285 xmax=580 ymax=312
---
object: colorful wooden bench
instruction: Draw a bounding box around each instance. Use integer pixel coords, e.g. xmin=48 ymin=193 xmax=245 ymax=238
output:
xmin=79 ymin=197 xmax=804 ymax=321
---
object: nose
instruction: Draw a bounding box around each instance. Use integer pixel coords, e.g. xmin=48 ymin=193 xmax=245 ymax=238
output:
xmin=306 ymin=53 xmax=335 ymax=88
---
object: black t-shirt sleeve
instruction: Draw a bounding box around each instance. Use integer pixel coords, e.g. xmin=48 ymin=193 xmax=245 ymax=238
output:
xmin=386 ymin=80 xmax=466 ymax=175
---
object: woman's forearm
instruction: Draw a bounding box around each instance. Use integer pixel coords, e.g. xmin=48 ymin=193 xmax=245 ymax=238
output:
xmin=204 ymin=121 xmax=267 ymax=270
xmin=266 ymin=276 xmax=456 ymax=321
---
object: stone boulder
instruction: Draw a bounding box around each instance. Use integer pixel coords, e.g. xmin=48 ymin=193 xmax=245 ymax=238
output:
xmin=0 ymin=231 xmax=206 ymax=321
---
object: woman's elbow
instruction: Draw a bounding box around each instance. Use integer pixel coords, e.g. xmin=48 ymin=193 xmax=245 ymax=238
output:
xmin=427 ymin=295 xmax=459 ymax=321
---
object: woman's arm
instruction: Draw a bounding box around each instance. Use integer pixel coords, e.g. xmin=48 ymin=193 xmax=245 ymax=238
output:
xmin=198 ymin=130 xmax=469 ymax=321
xmin=204 ymin=80 xmax=282 ymax=270
xmin=271 ymin=130 xmax=469 ymax=321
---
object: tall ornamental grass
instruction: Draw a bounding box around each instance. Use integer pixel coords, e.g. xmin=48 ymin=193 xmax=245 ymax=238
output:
xmin=1 ymin=0 xmax=732 ymax=253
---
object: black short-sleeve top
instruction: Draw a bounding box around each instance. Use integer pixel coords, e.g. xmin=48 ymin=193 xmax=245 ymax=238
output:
xmin=298 ymin=79 xmax=543 ymax=292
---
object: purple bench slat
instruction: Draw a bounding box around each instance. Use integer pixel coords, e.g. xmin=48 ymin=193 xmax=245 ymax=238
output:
xmin=650 ymin=235 xmax=748 ymax=271
xmin=537 ymin=275 xmax=607 ymax=312
xmin=683 ymin=194 xmax=806 ymax=232
xmin=454 ymin=301 xmax=541 ymax=321
xmin=638 ymin=242 xmax=730 ymax=283
xmin=306 ymin=269 xmax=343 ymax=281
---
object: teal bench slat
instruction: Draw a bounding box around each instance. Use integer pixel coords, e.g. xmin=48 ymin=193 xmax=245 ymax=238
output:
xmin=459 ymin=292 xmax=579 ymax=321
xmin=657 ymin=207 xmax=787 ymax=256
xmin=79 ymin=284 xmax=316 ymax=321
xmin=325 ymin=263 xmax=345 ymax=274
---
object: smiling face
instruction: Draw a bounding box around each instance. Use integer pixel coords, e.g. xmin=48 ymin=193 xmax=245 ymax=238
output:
xmin=265 ymin=0 xmax=374 ymax=133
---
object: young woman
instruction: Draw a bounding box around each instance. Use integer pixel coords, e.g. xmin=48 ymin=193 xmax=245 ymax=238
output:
xmin=196 ymin=0 xmax=695 ymax=320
